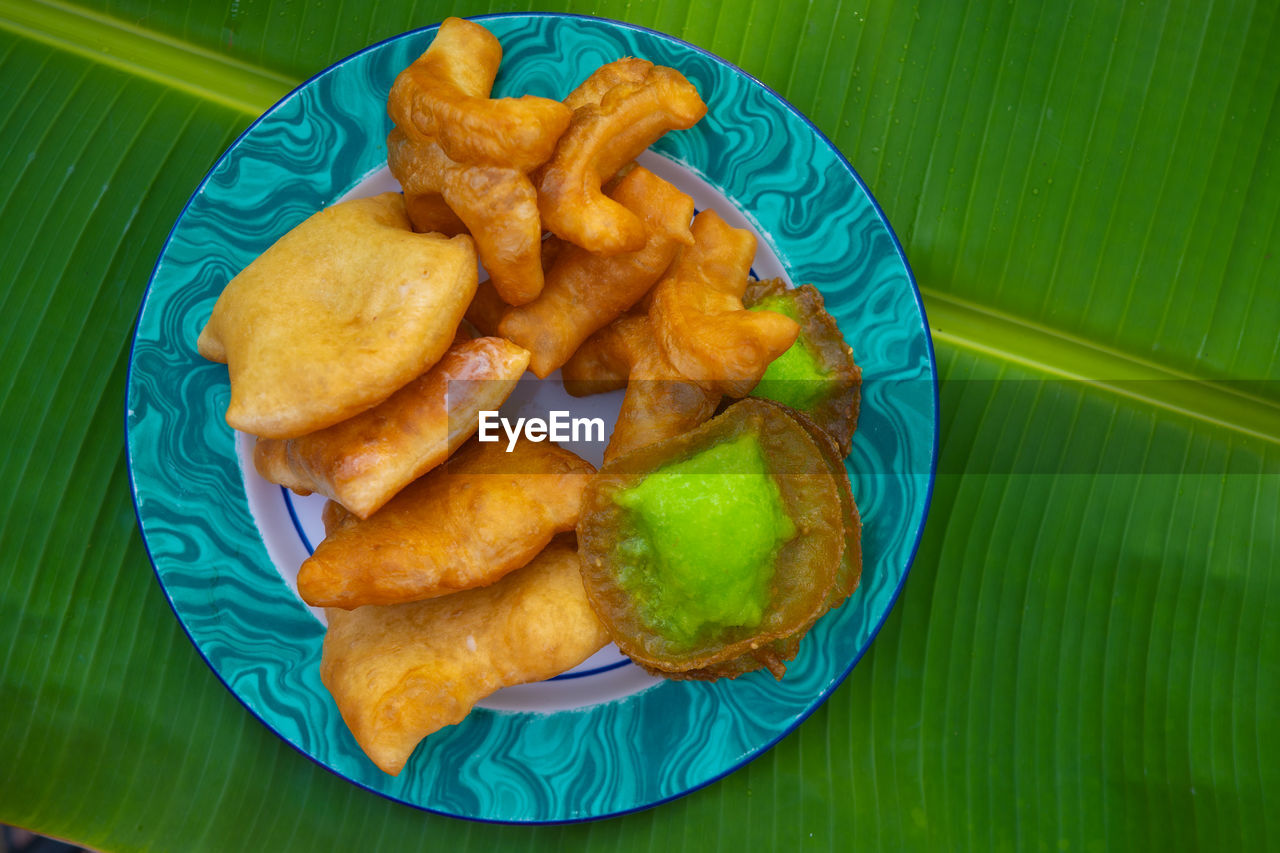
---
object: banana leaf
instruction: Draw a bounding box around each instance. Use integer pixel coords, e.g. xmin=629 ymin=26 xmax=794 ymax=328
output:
xmin=0 ymin=0 xmax=1275 ymax=849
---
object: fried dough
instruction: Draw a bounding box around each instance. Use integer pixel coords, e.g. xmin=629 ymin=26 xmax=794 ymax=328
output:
xmin=196 ymin=192 xmax=476 ymax=438
xmin=297 ymin=439 xmax=595 ymax=608
xmin=537 ymin=58 xmax=705 ymax=254
xmin=321 ymin=541 xmax=609 ymax=775
xmin=650 ymin=209 xmax=799 ymax=398
xmin=388 ymin=17 xmax=571 ymax=171
xmin=562 ymin=315 xmax=719 ymax=462
xmin=387 ymin=18 xmax=570 ymax=305
xmin=744 ymin=278 xmax=862 ymax=455
xmin=499 ymin=166 xmax=694 ymax=378
xmin=253 ymin=336 xmax=530 ymax=519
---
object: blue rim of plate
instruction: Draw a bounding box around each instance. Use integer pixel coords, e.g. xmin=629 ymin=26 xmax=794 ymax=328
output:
xmin=125 ymin=13 xmax=939 ymax=824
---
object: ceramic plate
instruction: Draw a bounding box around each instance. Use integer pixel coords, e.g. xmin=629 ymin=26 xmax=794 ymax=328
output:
xmin=126 ymin=13 xmax=937 ymax=823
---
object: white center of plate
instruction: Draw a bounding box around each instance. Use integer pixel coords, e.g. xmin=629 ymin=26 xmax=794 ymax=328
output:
xmin=239 ymin=150 xmax=789 ymax=713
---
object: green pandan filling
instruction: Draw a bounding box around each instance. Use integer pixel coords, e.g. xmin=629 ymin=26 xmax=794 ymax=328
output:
xmin=749 ymin=295 xmax=832 ymax=410
xmin=611 ymin=434 xmax=796 ymax=648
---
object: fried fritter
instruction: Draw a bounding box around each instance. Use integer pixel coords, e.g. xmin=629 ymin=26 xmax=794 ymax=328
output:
xmin=577 ymin=398 xmax=853 ymax=680
xmin=537 ymin=58 xmax=706 ymax=254
xmin=253 ymin=336 xmax=530 ymax=519
xmin=196 ymin=192 xmax=477 ymax=439
xmin=296 ymin=439 xmax=594 ymax=609
xmin=499 ymin=166 xmax=694 ymax=378
xmin=744 ymin=278 xmax=862 ymax=455
xmin=321 ymin=541 xmax=609 ymax=775
xmin=649 ymin=209 xmax=799 ymax=398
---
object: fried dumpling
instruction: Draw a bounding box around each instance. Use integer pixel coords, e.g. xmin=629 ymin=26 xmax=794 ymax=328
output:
xmin=577 ymin=398 xmax=854 ymax=680
xmin=744 ymin=278 xmax=862 ymax=455
xmin=253 ymin=336 xmax=530 ymax=519
xmin=196 ymin=192 xmax=477 ymax=438
xmin=297 ymin=438 xmax=594 ymax=609
xmin=321 ymin=541 xmax=609 ymax=775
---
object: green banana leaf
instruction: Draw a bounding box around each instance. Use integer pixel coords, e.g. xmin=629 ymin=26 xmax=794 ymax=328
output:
xmin=1 ymin=0 xmax=1276 ymax=849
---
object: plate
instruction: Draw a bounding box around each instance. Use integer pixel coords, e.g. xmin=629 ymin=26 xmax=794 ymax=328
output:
xmin=126 ymin=13 xmax=938 ymax=823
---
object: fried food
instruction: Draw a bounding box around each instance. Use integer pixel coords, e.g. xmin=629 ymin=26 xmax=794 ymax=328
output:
xmin=387 ymin=18 xmax=571 ymax=305
xmin=561 ymin=315 xmax=719 ymax=462
xmin=253 ymin=336 xmax=530 ymax=519
xmin=577 ymin=398 xmax=854 ymax=680
xmin=785 ymin=400 xmax=862 ymax=616
xmin=403 ymin=190 xmax=468 ymax=237
xmin=462 ymin=237 xmax=566 ymax=336
xmin=744 ymin=278 xmax=862 ymax=455
xmin=388 ymin=17 xmax=571 ymax=170
xmin=296 ymin=438 xmax=595 ymax=609
xmin=537 ymin=59 xmax=706 ymax=254
xmin=388 ymin=130 xmax=547 ymax=306
xmin=321 ymin=541 xmax=610 ymax=775
xmin=196 ymin=192 xmax=477 ymax=439
xmin=673 ymin=401 xmax=861 ymax=680
xmin=649 ymin=209 xmax=800 ymax=398
xmin=499 ymin=166 xmax=695 ymax=378
xmin=462 ymin=278 xmax=509 ymax=337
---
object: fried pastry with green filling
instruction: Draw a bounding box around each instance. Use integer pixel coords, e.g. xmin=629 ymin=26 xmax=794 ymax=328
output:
xmin=577 ymin=398 xmax=857 ymax=679
xmin=744 ymin=278 xmax=862 ymax=455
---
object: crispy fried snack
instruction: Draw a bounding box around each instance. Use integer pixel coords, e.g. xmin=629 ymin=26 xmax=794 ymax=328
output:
xmin=672 ymin=401 xmax=861 ymax=680
xmin=403 ymin=190 xmax=468 ymax=237
xmin=321 ymin=541 xmax=609 ymax=775
xmin=463 ymin=278 xmax=509 ymax=337
xmin=253 ymin=336 xmax=530 ymax=519
xmin=561 ymin=315 xmax=719 ymax=462
xmin=387 ymin=18 xmax=571 ymax=305
xmin=650 ymin=209 xmax=800 ymax=398
xmin=577 ymin=398 xmax=853 ymax=681
xmin=388 ymin=131 xmax=547 ymax=306
xmin=462 ymin=237 xmax=567 ymax=336
xmin=389 ymin=17 xmax=571 ymax=171
xmin=744 ymin=278 xmax=862 ymax=455
xmin=196 ymin=192 xmax=476 ymax=439
xmin=297 ymin=439 xmax=595 ymax=609
xmin=537 ymin=58 xmax=706 ymax=254
xmin=499 ymin=167 xmax=694 ymax=378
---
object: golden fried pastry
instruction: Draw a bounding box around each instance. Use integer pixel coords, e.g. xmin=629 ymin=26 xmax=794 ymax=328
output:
xmin=650 ymin=209 xmax=800 ymax=398
xmin=462 ymin=278 xmax=509 ymax=337
xmin=577 ymin=398 xmax=854 ymax=681
xmin=387 ymin=18 xmax=570 ymax=306
xmin=557 ymin=323 xmax=632 ymax=397
xmin=562 ymin=57 xmax=652 ymax=110
xmin=389 ymin=17 xmax=571 ymax=171
xmin=562 ymin=315 xmax=719 ymax=462
xmin=537 ymin=59 xmax=706 ymax=254
xmin=253 ymin=336 xmax=530 ymax=519
xmin=297 ymin=439 xmax=595 ymax=609
xmin=196 ymin=192 xmax=477 ymax=439
xmin=499 ymin=166 xmax=694 ymax=378
xmin=403 ymin=190 xmax=468 ymax=237
xmin=461 ymin=237 xmax=567 ymax=336
xmin=744 ymin=278 xmax=862 ymax=455
xmin=389 ymin=130 xmax=546 ymax=306
xmin=321 ymin=541 xmax=609 ymax=775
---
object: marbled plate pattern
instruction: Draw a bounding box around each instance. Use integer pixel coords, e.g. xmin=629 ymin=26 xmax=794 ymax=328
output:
xmin=125 ymin=13 xmax=938 ymax=823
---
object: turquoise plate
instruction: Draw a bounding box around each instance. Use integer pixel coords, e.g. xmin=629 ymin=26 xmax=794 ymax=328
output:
xmin=126 ymin=13 xmax=938 ymax=823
